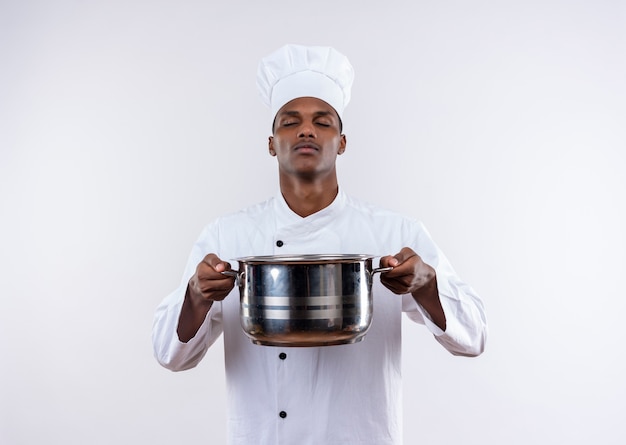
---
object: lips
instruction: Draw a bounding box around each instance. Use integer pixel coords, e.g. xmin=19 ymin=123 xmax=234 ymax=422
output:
xmin=294 ymin=142 xmax=320 ymax=152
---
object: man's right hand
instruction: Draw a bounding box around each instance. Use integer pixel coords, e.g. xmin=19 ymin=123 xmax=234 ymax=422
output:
xmin=178 ymin=254 xmax=235 ymax=342
xmin=187 ymin=254 xmax=236 ymax=303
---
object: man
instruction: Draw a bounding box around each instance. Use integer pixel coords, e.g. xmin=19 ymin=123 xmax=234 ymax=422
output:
xmin=153 ymin=44 xmax=487 ymax=445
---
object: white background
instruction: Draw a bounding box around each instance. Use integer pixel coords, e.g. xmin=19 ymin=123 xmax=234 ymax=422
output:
xmin=1 ymin=1 xmax=625 ymax=444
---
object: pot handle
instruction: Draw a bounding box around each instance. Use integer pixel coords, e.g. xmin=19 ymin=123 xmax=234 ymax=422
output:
xmin=221 ymin=270 xmax=245 ymax=286
xmin=371 ymin=266 xmax=393 ymax=275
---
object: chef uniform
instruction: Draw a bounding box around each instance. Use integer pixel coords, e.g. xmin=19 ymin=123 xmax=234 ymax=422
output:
xmin=153 ymin=44 xmax=487 ymax=445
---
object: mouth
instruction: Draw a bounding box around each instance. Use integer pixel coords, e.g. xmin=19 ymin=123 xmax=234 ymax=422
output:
xmin=294 ymin=142 xmax=320 ymax=152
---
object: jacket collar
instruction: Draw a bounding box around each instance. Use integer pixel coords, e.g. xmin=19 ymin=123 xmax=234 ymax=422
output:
xmin=274 ymin=188 xmax=346 ymax=228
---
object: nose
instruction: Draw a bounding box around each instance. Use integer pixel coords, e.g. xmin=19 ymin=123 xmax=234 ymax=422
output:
xmin=297 ymin=121 xmax=316 ymax=138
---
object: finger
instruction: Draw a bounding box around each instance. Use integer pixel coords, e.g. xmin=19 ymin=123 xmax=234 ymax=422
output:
xmin=380 ymin=276 xmax=409 ymax=295
xmin=202 ymin=254 xmax=231 ymax=273
xmin=382 ymin=260 xmax=416 ymax=280
xmin=194 ymin=272 xmax=237 ymax=301
xmin=194 ymin=266 xmax=232 ymax=293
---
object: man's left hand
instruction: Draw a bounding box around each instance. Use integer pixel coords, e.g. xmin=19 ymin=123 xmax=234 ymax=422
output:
xmin=379 ymin=247 xmax=436 ymax=295
xmin=379 ymin=247 xmax=446 ymax=330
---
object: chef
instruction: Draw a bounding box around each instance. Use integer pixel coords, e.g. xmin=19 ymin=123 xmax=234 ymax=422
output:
xmin=152 ymin=44 xmax=487 ymax=445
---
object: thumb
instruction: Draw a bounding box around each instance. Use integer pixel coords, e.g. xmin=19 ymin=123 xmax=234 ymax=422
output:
xmin=380 ymin=255 xmax=400 ymax=268
xmin=202 ymin=254 xmax=231 ymax=272
xmin=390 ymin=247 xmax=417 ymax=266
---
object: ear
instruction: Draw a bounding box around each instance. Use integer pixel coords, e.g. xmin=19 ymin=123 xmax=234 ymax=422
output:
xmin=268 ymin=136 xmax=276 ymax=156
xmin=338 ymin=134 xmax=347 ymax=155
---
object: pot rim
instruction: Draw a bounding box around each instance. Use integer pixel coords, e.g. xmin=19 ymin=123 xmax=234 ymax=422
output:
xmin=235 ymin=253 xmax=376 ymax=265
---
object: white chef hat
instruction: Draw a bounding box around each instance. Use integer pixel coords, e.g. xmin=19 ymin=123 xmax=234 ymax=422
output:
xmin=256 ymin=44 xmax=354 ymax=120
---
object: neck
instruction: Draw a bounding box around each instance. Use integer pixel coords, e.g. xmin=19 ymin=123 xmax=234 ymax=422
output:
xmin=279 ymin=175 xmax=339 ymax=217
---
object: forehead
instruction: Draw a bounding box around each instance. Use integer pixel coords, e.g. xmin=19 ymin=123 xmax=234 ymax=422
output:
xmin=275 ymin=97 xmax=339 ymax=119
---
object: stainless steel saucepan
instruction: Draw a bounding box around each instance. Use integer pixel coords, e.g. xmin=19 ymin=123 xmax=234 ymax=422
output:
xmin=222 ymin=254 xmax=390 ymax=347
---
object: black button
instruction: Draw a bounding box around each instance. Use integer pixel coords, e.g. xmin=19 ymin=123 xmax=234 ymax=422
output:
xmin=276 ymin=240 xmax=284 ymax=247
xmin=279 ymin=352 xmax=287 ymax=360
xmin=279 ymin=411 xmax=287 ymax=418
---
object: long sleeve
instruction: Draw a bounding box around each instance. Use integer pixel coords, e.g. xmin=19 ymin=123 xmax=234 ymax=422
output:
xmin=152 ymin=222 xmax=226 ymax=371
xmin=402 ymin=221 xmax=487 ymax=357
